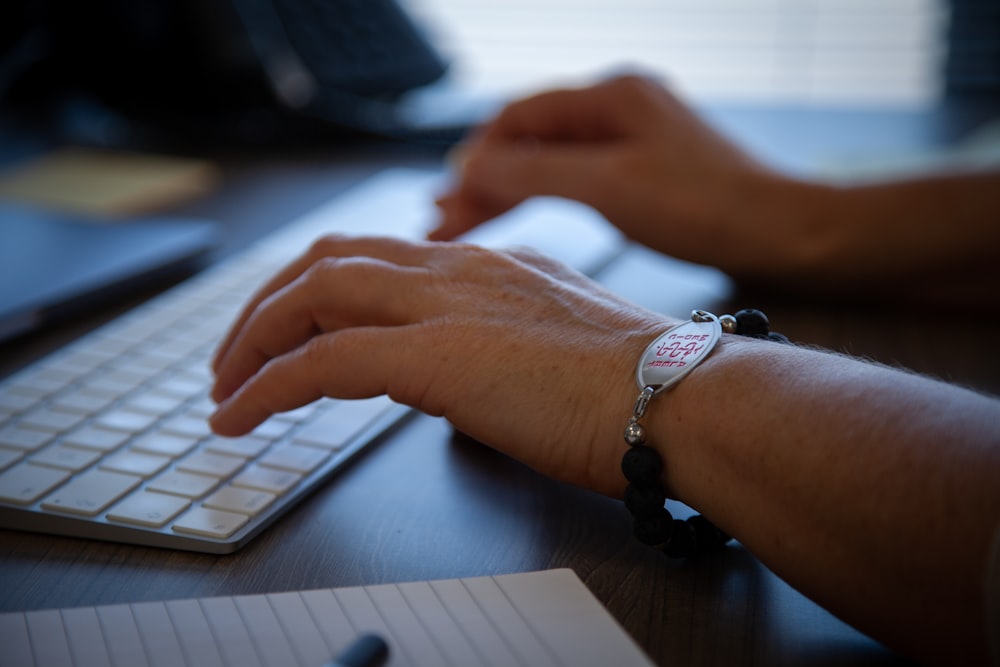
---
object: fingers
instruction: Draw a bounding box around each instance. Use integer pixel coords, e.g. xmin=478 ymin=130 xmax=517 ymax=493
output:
xmin=211 ymin=235 xmax=438 ymax=372
xmin=210 ymin=237 xmax=534 ymax=425
xmin=430 ymin=75 xmax=668 ymax=240
xmin=210 ymin=326 xmax=424 ymax=436
xmin=430 ymin=142 xmax=622 ymax=240
xmin=211 ymin=254 xmax=429 ymax=404
xmin=208 ymin=235 xmax=607 ymax=437
xmin=429 ymin=191 xmax=507 ymax=241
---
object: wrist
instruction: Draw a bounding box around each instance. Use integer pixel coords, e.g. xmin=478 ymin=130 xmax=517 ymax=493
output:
xmin=640 ymin=332 xmax=760 ymax=504
xmin=732 ymin=172 xmax=846 ymax=281
xmin=590 ymin=317 xmax=683 ymax=495
xmin=619 ymin=310 xmax=787 ymax=557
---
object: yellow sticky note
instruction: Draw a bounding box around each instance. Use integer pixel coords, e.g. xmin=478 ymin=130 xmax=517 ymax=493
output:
xmin=0 ymin=147 xmax=220 ymax=219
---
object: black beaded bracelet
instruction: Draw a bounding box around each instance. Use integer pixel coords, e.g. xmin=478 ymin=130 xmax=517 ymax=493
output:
xmin=622 ymin=308 xmax=787 ymax=558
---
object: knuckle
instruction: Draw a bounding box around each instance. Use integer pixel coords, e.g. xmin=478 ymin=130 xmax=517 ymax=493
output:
xmin=299 ymin=335 xmax=330 ymax=367
xmin=306 ymin=233 xmax=349 ymax=260
xmin=609 ymin=72 xmax=657 ymax=94
xmin=435 ymin=240 xmax=491 ymax=265
xmin=604 ymin=73 xmax=667 ymax=110
xmin=429 ymin=242 xmax=520 ymax=284
xmin=506 ymin=245 xmax=549 ymax=267
xmin=302 ymin=256 xmax=341 ymax=288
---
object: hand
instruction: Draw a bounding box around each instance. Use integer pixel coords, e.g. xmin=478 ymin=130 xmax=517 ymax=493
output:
xmin=209 ymin=235 xmax=674 ymax=496
xmin=432 ymin=74 xmax=794 ymax=276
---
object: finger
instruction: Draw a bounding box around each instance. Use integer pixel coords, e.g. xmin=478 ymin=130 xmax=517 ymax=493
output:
xmin=209 ymin=325 xmax=430 ymax=436
xmin=211 ymin=235 xmax=439 ymax=372
xmin=430 ymin=76 xmax=671 ymax=240
xmin=212 ymin=255 xmax=430 ymax=403
xmin=459 ymin=142 xmax=620 ymax=217
xmin=428 ymin=192 xmax=511 ymax=241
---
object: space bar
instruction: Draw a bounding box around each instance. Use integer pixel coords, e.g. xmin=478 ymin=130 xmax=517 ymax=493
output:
xmin=292 ymin=396 xmax=397 ymax=450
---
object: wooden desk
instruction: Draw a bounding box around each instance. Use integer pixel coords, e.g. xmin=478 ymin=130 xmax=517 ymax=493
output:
xmin=2 ymin=109 xmax=998 ymax=666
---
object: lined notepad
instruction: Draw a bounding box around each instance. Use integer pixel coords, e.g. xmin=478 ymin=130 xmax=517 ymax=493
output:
xmin=0 ymin=569 xmax=654 ymax=667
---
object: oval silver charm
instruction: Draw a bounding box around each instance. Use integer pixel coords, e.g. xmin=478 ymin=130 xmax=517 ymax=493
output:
xmin=636 ymin=312 xmax=722 ymax=395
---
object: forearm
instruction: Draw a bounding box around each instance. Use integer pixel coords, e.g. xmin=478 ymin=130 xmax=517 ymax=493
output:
xmin=739 ymin=168 xmax=1000 ymax=301
xmin=647 ymin=337 xmax=1000 ymax=663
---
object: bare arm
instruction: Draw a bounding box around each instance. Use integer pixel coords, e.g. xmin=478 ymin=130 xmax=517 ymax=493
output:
xmin=655 ymin=336 xmax=1000 ymax=665
xmin=741 ymin=170 xmax=1000 ymax=303
xmin=208 ymin=236 xmax=1000 ymax=664
xmin=432 ymin=75 xmax=1000 ymax=305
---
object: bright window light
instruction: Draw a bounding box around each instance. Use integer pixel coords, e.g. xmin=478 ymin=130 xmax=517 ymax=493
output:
xmin=403 ymin=0 xmax=947 ymax=108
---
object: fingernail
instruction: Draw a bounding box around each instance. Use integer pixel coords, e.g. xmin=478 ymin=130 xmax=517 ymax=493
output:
xmin=207 ymin=403 xmax=230 ymax=435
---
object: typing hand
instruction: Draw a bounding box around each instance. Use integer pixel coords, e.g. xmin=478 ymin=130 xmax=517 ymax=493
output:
xmin=209 ymin=235 xmax=674 ymax=497
xmin=431 ymin=74 xmax=784 ymax=276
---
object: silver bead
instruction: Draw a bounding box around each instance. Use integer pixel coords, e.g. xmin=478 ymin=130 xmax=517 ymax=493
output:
xmin=720 ymin=314 xmax=738 ymax=334
xmin=624 ymin=421 xmax=646 ymax=445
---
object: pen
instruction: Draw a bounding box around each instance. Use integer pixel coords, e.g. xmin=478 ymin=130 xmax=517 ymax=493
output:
xmin=323 ymin=633 xmax=389 ymax=667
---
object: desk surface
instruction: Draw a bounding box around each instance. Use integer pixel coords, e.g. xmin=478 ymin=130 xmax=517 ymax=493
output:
xmin=2 ymin=106 xmax=999 ymax=667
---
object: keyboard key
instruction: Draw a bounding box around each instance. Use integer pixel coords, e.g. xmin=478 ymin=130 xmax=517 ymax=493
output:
xmin=231 ymin=464 xmax=302 ymax=495
xmin=176 ymin=361 xmax=212 ymax=382
xmin=50 ymin=389 xmax=117 ymax=415
xmin=47 ymin=349 xmax=107 ymax=375
xmin=272 ymin=403 xmax=321 ymax=423
xmin=22 ymin=366 xmax=78 ymax=391
xmin=107 ymin=491 xmax=191 ymax=528
xmin=159 ymin=414 xmax=212 ymax=439
xmin=183 ymin=396 xmax=217 ymax=419
xmin=0 ymin=388 xmax=40 ymax=414
xmin=156 ymin=375 xmax=204 ymax=399
xmin=3 ymin=372 xmax=68 ymax=399
xmin=147 ymin=470 xmax=219 ymax=498
xmin=203 ymin=486 xmax=276 ymax=517
xmin=258 ymin=444 xmax=329 ymax=474
xmin=63 ymin=425 xmax=130 ymax=452
xmin=95 ymin=408 xmax=160 ymax=434
xmin=155 ymin=338 xmax=203 ymax=360
xmin=19 ymin=407 xmax=86 ymax=433
xmin=123 ymin=391 xmax=185 ymax=416
xmin=0 ymin=448 xmax=24 ymax=471
xmin=293 ymin=396 xmax=395 ymax=450
xmin=122 ymin=352 xmax=175 ymax=374
xmin=0 ymin=424 xmax=54 ymax=452
xmin=131 ymin=432 xmax=199 ymax=458
xmin=91 ymin=329 xmax=144 ymax=349
xmin=250 ymin=419 xmax=293 ymax=440
xmin=172 ymin=507 xmax=248 ymax=539
xmin=177 ymin=451 xmax=246 ymax=478
xmin=85 ymin=369 xmax=146 ymax=396
xmin=30 ymin=444 xmax=102 ymax=472
xmin=100 ymin=450 xmax=172 ymax=478
xmin=41 ymin=469 xmax=142 ymax=517
xmin=0 ymin=462 xmax=70 ymax=504
xmin=204 ymin=435 xmax=272 ymax=459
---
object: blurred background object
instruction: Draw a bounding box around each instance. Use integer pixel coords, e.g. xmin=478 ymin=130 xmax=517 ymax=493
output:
xmin=0 ymin=0 xmax=457 ymax=147
xmin=1 ymin=0 xmax=997 ymax=150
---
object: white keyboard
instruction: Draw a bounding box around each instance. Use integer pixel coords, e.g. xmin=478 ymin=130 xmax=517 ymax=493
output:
xmin=0 ymin=168 xmax=625 ymax=553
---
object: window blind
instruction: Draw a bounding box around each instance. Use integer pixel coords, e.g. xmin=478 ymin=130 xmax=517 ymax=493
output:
xmin=404 ymin=0 xmax=948 ymax=108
